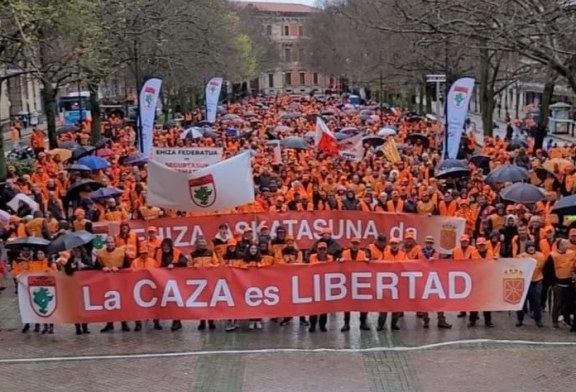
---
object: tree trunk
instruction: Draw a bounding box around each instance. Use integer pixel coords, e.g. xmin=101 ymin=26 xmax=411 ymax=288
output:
xmin=535 ymin=72 xmax=556 ymax=150
xmin=41 ymin=80 xmax=58 ymax=149
xmin=0 ymin=79 xmax=7 ymax=183
xmin=87 ymin=78 xmax=101 ymax=144
xmin=479 ymin=47 xmax=494 ymax=137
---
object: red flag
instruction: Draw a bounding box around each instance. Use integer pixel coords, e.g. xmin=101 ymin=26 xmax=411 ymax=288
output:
xmin=315 ymin=117 xmax=339 ymax=155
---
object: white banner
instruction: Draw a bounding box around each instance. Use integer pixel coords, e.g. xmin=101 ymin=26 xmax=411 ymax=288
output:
xmin=152 ymin=147 xmax=223 ymax=173
xmin=444 ymin=77 xmax=475 ymax=159
xmin=205 ymin=77 xmax=223 ymax=124
xmin=139 ymin=78 xmax=162 ymax=156
xmin=338 ymin=134 xmax=364 ymax=161
xmin=147 ymin=152 xmax=255 ymax=212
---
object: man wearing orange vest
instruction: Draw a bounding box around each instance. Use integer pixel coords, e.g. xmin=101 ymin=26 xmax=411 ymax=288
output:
xmin=340 ymin=237 xmax=370 ymax=332
xmin=115 ymin=221 xmax=139 ymax=262
xmin=417 ymin=235 xmax=452 ymax=329
xmin=141 ymin=226 xmax=162 ymax=257
xmin=366 ymin=234 xmax=388 ymax=260
xmin=131 ymin=246 xmax=163 ymax=331
xmin=516 ymin=241 xmax=545 ymax=328
xmin=452 ymin=234 xmax=480 ymax=320
xmin=96 ymin=236 xmax=130 ymax=333
xmin=546 ymin=239 xmax=575 ymax=329
xmin=377 ymin=237 xmax=406 ymax=331
xmin=308 ymin=242 xmax=333 ymax=332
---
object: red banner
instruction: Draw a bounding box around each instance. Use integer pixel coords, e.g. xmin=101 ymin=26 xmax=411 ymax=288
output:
xmin=129 ymin=211 xmax=466 ymax=254
xmin=18 ymin=259 xmax=535 ymax=324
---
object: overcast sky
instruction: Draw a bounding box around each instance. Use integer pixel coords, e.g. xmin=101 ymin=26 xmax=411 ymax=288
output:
xmin=236 ymin=0 xmax=317 ymax=6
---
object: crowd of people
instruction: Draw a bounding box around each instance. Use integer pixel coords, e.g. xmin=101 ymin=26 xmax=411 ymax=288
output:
xmin=1 ymin=94 xmax=576 ymax=336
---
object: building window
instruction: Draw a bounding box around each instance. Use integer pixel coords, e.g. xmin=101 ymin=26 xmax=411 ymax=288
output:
xmin=285 ymin=73 xmax=292 ymax=86
xmin=313 ymin=73 xmax=319 ymax=85
xmin=298 ymin=47 xmax=304 ymax=62
xmin=266 ymin=25 xmax=272 ymax=36
xmin=268 ymin=73 xmax=274 ymax=88
xmin=283 ymin=25 xmax=289 ymax=36
xmin=298 ymin=25 xmax=304 ymax=36
xmin=284 ymin=47 xmax=291 ymax=62
xmin=299 ymin=72 xmax=305 ymax=85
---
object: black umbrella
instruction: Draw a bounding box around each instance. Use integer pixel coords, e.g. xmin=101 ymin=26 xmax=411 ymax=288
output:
xmin=500 ymin=183 xmax=546 ymax=204
xmin=72 ymin=145 xmax=96 ymax=160
xmin=66 ymin=179 xmax=103 ymax=200
xmin=405 ymin=133 xmax=430 ymax=148
xmin=362 ymin=136 xmax=385 ymax=147
xmin=94 ymin=137 xmax=111 ymax=149
xmin=470 ymin=155 xmax=491 ymax=168
xmin=506 ymin=138 xmax=529 ymax=151
xmin=56 ymin=125 xmax=80 ymax=136
xmin=58 ymin=141 xmax=79 ymax=149
xmin=436 ymin=159 xmax=468 ymax=172
xmin=65 ymin=163 xmax=92 ymax=172
xmin=485 ymin=164 xmax=529 ymax=185
xmin=47 ymin=231 xmax=95 ymax=254
xmin=434 ymin=167 xmax=471 ymax=180
xmin=552 ymin=195 xmax=576 ymax=215
xmin=6 ymin=236 xmax=50 ymax=250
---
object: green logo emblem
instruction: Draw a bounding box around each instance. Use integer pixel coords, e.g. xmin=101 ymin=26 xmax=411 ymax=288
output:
xmin=33 ymin=288 xmax=54 ymax=315
xmin=189 ymin=174 xmax=217 ymax=208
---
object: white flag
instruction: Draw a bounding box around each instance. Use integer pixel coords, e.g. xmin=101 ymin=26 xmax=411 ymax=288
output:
xmin=139 ymin=78 xmax=162 ymax=156
xmin=147 ymin=152 xmax=254 ymax=212
xmin=205 ymin=77 xmax=223 ymax=124
xmin=338 ymin=134 xmax=364 ymax=161
xmin=444 ymin=77 xmax=475 ymax=159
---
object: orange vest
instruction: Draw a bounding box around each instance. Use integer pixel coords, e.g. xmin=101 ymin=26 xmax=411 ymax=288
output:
xmin=386 ymin=199 xmax=404 ymax=213
xmin=115 ymin=232 xmax=138 ymax=259
xmin=452 ymin=246 xmax=480 ymax=259
xmin=341 ymin=249 xmax=368 ymax=261
xmin=518 ymin=251 xmax=546 ymax=282
xmin=309 ymin=254 xmax=334 ymax=264
xmin=155 ymin=248 xmax=183 ymax=266
xmin=96 ymin=247 xmax=126 ymax=269
xmin=131 ymin=256 xmax=158 ymax=269
xmin=382 ymin=249 xmax=408 ymax=261
xmin=550 ymin=251 xmax=575 ymax=280
xmin=367 ymin=243 xmax=387 ymax=260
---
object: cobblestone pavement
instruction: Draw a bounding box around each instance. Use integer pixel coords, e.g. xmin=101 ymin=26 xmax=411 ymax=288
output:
xmin=1 ymin=281 xmax=575 ymax=392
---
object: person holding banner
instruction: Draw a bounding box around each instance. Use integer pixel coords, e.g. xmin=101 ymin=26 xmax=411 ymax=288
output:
xmin=377 ymin=238 xmax=407 ymax=331
xmin=64 ymin=246 xmax=93 ymax=335
xmin=546 ymin=239 xmax=575 ymax=329
xmin=308 ymin=242 xmax=333 ymax=332
xmin=243 ymin=244 xmax=265 ymax=330
xmin=340 ymin=237 xmax=370 ymax=332
xmin=418 ymin=236 xmax=452 ymax=329
xmin=189 ymin=237 xmax=219 ymax=330
xmin=516 ymin=241 xmax=545 ymax=328
xmin=114 ymin=221 xmax=139 ymax=262
xmin=154 ymin=238 xmax=188 ymax=331
xmin=131 ymin=247 xmax=162 ymax=331
xmin=96 ymin=236 xmax=131 ymax=333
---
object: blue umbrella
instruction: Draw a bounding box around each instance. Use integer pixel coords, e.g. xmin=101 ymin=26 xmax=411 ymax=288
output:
xmin=226 ymin=128 xmax=241 ymax=137
xmin=123 ymin=152 xmax=148 ymax=166
xmin=335 ymin=132 xmax=350 ymax=141
xmin=78 ymin=156 xmax=110 ymax=170
xmin=90 ymin=187 xmax=123 ymax=200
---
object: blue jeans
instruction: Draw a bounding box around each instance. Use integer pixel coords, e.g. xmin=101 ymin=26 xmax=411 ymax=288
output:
xmin=517 ymin=281 xmax=542 ymax=323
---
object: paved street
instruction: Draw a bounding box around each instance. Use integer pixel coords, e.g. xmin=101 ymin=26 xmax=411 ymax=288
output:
xmin=1 ymin=279 xmax=575 ymax=392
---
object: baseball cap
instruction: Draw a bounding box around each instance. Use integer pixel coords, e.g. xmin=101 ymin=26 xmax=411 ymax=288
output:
xmin=389 ymin=237 xmax=400 ymax=244
xmin=424 ymin=235 xmax=434 ymax=243
xmin=476 ymin=237 xmax=487 ymax=245
xmin=147 ymin=226 xmax=157 ymax=232
xmin=351 ymin=237 xmax=360 ymax=244
xmin=460 ymin=234 xmax=470 ymax=241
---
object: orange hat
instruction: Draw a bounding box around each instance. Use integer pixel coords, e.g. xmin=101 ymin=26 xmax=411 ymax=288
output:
xmin=544 ymin=225 xmax=555 ymax=233
xmin=351 ymin=237 xmax=360 ymax=243
xmin=476 ymin=237 xmax=487 ymax=245
xmin=569 ymin=228 xmax=576 ymax=237
xmin=227 ymin=239 xmax=237 ymax=246
xmin=404 ymin=231 xmax=415 ymax=240
xmin=389 ymin=237 xmax=400 ymax=244
xmin=321 ymin=227 xmax=331 ymax=235
xmin=147 ymin=226 xmax=157 ymax=232
xmin=460 ymin=234 xmax=470 ymax=242
xmin=74 ymin=208 xmax=85 ymax=217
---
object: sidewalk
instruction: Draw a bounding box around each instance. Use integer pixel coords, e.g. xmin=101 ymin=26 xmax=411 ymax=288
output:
xmin=3 ymin=123 xmax=46 ymax=151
